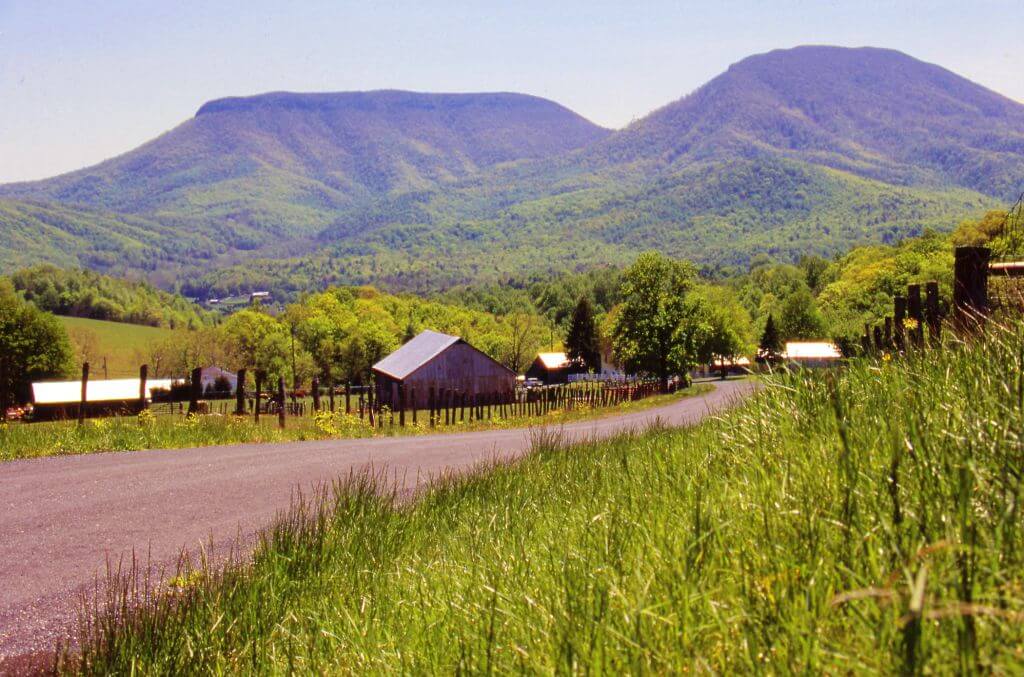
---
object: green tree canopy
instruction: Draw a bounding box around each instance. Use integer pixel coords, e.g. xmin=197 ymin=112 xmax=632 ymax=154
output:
xmin=0 ymin=279 xmax=73 ymax=407
xmin=220 ymin=309 xmax=302 ymax=385
xmin=778 ymin=288 xmax=827 ymax=340
xmin=611 ymin=252 xmax=709 ymax=388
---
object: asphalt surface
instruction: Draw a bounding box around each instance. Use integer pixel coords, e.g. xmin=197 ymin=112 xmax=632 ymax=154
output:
xmin=0 ymin=378 xmax=754 ymax=665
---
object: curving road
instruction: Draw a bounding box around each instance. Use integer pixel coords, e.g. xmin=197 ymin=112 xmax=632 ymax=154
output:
xmin=0 ymin=379 xmax=754 ymax=664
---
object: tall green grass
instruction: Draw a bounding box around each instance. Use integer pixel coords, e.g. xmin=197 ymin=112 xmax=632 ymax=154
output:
xmin=65 ymin=322 xmax=1024 ymax=674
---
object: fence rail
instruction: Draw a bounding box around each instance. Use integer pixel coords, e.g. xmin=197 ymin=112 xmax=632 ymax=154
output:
xmin=859 ymin=244 xmax=1019 ymax=356
xmin=48 ymin=365 xmax=679 ymax=430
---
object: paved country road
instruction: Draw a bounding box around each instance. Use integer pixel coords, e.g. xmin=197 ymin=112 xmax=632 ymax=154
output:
xmin=0 ymin=379 xmax=755 ymax=665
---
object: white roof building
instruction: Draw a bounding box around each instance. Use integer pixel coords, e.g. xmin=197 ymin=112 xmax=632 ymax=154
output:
xmin=783 ymin=341 xmax=842 ymax=363
xmin=32 ymin=378 xmax=179 ymax=405
xmin=535 ymin=352 xmax=570 ymax=370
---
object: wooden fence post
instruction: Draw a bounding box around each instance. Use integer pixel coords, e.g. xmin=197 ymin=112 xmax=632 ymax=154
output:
xmin=328 ymin=379 xmax=335 ymax=413
xmin=411 ymin=386 xmax=417 ymax=425
xmin=428 ymin=385 xmax=435 ymax=428
xmin=953 ymin=246 xmax=991 ymax=332
xmin=907 ymin=284 xmax=924 ymax=349
xmin=234 ymin=368 xmax=246 ymax=416
xmin=925 ymin=281 xmax=941 ymax=347
xmin=254 ymin=371 xmax=263 ymax=423
xmin=872 ymin=326 xmax=883 ymax=353
xmin=0 ymin=357 xmax=8 ymax=419
xmin=398 ymin=383 xmax=405 ymax=427
xmin=368 ymin=383 xmax=375 ymax=427
xmin=78 ymin=362 xmax=89 ymax=425
xmin=883 ymin=317 xmax=893 ymax=350
xmin=389 ymin=382 xmax=396 ymax=427
xmin=277 ymin=376 xmax=286 ymax=429
xmin=138 ymin=364 xmax=149 ymax=411
xmin=188 ymin=367 xmax=202 ymax=415
xmin=311 ymin=376 xmax=320 ymax=413
xmin=345 ymin=382 xmax=351 ymax=414
xmin=894 ymin=296 xmax=907 ymax=352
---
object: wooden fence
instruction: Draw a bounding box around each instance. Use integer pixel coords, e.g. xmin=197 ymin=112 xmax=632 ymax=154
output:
xmin=65 ymin=364 xmax=676 ymax=430
xmin=859 ymin=245 xmax=1022 ymax=355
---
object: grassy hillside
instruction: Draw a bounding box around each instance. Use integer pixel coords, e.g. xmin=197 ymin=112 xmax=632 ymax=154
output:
xmin=68 ymin=324 xmax=1024 ymax=672
xmin=57 ymin=316 xmax=178 ymax=378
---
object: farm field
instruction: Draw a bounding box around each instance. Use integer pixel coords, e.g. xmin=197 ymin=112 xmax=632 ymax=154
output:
xmin=63 ymin=323 xmax=1024 ymax=673
xmin=0 ymin=383 xmax=714 ymax=462
xmin=57 ymin=316 xmax=178 ymax=379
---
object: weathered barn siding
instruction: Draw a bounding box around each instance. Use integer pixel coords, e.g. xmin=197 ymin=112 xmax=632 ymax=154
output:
xmin=372 ymin=332 xmax=516 ymax=410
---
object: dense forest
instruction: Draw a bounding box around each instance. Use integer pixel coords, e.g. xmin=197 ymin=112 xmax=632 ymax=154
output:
xmin=0 ymin=205 xmax=1014 ymax=408
xmin=7 ymin=265 xmax=214 ymax=329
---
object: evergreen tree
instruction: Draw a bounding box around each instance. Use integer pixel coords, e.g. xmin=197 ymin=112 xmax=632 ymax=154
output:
xmin=565 ymin=296 xmax=601 ymax=372
xmin=757 ymin=313 xmax=783 ymax=363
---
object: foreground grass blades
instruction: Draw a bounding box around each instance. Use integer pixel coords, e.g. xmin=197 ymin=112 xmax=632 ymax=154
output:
xmin=67 ymin=324 xmax=1024 ymax=674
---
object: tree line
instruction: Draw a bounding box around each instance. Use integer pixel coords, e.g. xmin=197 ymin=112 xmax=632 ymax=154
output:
xmin=1 ymin=206 xmax=1009 ymax=410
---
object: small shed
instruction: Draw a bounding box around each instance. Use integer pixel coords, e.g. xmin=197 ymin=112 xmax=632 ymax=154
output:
xmin=783 ymin=341 xmax=842 ymax=368
xmin=31 ymin=377 xmax=179 ymax=421
xmin=372 ymin=330 xmax=516 ymax=409
xmin=199 ymin=366 xmax=237 ymax=394
xmin=524 ymin=352 xmax=584 ymax=385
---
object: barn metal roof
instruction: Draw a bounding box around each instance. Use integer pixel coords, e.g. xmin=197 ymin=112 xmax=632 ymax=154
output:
xmin=372 ymin=330 xmax=463 ymax=380
xmin=535 ymin=352 xmax=569 ymax=370
xmin=783 ymin=342 xmax=842 ymax=360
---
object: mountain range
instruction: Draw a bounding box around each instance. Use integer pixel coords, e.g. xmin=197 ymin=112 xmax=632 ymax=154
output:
xmin=2 ymin=45 xmax=1021 ymax=296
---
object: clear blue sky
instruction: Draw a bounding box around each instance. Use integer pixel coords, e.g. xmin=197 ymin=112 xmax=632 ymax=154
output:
xmin=2 ymin=0 xmax=1022 ymax=183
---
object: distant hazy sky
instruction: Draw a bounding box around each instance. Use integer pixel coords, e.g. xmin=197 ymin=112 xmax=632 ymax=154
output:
xmin=1 ymin=0 xmax=1022 ymax=183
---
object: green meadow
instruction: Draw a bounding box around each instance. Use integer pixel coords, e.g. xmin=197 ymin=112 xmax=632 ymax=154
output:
xmin=57 ymin=316 xmax=178 ymax=379
xmin=63 ymin=320 xmax=1024 ymax=674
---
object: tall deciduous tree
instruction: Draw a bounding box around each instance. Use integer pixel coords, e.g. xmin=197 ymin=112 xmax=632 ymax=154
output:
xmin=778 ymin=288 xmax=827 ymax=340
xmin=701 ymin=310 xmax=744 ymax=379
xmin=565 ymin=296 xmax=601 ymax=372
xmin=0 ymin=279 xmax=73 ymax=408
xmin=612 ymin=252 xmax=709 ymax=389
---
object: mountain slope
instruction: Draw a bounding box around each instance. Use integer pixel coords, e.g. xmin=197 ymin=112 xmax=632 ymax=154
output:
xmin=0 ymin=198 xmax=219 ymax=273
xmin=2 ymin=47 xmax=1022 ymax=293
xmin=0 ymin=91 xmax=611 ymax=258
xmin=590 ymin=46 xmax=1024 ymax=196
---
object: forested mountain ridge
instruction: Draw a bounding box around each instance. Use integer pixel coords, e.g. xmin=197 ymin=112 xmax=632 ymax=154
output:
xmin=589 ymin=46 xmax=1024 ymax=196
xmin=0 ymin=91 xmax=610 ymax=273
xmin=3 ymin=91 xmax=611 ymax=212
xmin=1 ymin=46 xmax=1021 ymax=295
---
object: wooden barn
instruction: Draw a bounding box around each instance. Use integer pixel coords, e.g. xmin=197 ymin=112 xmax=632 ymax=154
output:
xmin=372 ymin=330 xmax=516 ymax=410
